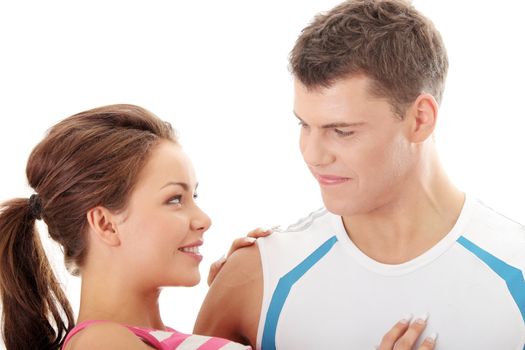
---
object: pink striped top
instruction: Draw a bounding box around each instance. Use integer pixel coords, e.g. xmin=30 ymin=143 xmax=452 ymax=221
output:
xmin=62 ymin=320 xmax=251 ymax=350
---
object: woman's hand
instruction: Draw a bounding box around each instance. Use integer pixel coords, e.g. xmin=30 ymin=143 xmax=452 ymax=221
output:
xmin=207 ymin=227 xmax=273 ymax=286
xmin=378 ymin=314 xmax=437 ymax=350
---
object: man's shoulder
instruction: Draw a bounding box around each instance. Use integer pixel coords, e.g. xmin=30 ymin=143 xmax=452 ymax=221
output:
xmin=280 ymin=207 xmax=332 ymax=233
xmin=259 ymin=207 xmax=337 ymax=246
xmin=255 ymin=207 xmax=342 ymax=280
xmin=467 ymin=197 xmax=525 ymax=237
xmin=462 ymin=197 xmax=525 ymax=268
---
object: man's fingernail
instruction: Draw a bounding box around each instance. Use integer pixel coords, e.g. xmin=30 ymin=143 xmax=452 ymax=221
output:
xmin=245 ymin=237 xmax=257 ymax=243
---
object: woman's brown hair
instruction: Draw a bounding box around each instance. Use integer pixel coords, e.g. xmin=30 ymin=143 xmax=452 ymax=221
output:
xmin=0 ymin=104 xmax=175 ymax=350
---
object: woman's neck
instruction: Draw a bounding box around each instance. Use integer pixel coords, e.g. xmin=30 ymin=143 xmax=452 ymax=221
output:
xmin=76 ymin=266 xmax=165 ymax=330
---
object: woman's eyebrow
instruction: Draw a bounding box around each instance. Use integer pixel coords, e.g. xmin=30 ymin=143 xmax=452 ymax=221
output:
xmin=160 ymin=182 xmax=189 ymax=191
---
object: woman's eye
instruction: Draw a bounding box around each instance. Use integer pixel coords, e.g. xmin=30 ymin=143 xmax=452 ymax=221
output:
xmin=193 ymin=193 xmax=199 ymax=200
xmin=298 ymin=120 xmax=309 ymax=129
xmin=334 ymin=129 xmax=354 ymax=137
xmin=167 ymin=195 xmax=182 ymax=205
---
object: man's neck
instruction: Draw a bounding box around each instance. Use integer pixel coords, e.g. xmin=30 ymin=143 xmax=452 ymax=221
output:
xmin=342 ymin=162 xmax=464 ymax=264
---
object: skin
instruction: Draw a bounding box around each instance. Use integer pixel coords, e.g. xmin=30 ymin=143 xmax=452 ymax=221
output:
xmin=63 ymin=139 xmax=272 ymax=350
xmin=194 ymin=74 xmax=463 ymax=348
xmin=195 ymin=244 xmax=263 ymax=346
xmin=296 ymin=75 xmax=464 ymax=263
xmin=67 ymin=140 xmax=212 ymax=349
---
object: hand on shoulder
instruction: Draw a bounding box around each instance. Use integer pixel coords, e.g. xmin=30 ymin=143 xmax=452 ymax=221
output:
xmin=207 ymin=227 xmax=272 ymax=286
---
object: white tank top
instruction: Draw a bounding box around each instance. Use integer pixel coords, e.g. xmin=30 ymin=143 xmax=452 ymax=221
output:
xmin=256 ymin=195 xmax=525 ymax=349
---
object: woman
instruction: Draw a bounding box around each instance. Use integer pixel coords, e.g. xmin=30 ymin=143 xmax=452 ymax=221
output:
xmin=0 ymin=104 xmax=435 ymax=350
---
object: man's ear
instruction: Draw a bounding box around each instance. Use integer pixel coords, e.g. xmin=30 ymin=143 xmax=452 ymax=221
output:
xmin=86 ymin=206 xmax=122 ymax=246
xmin=406 ymin=93 xmax=439 ymax=143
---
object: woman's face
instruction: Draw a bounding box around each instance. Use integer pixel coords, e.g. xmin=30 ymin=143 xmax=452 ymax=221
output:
xmin=115 ymin=140 xmax=211 ymax=289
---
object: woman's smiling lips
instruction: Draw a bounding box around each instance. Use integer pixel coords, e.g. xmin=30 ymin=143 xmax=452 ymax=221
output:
xmin=315 ymin=173 xmax=351 ymax=185
xmin=178 ymin=240 xmax=203 ymax=262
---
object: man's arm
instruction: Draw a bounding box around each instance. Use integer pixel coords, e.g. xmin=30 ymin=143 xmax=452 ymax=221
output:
xmin=194 ymin=243 xmax=263 ymax=348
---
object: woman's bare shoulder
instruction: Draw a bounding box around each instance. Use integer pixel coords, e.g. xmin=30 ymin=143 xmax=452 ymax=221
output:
xmin=64 ymin=322 xmax=153 ymax=350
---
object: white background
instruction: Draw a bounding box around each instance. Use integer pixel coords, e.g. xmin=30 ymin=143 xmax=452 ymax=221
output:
xmin=0 ymin=0 xmax=524 ymax=345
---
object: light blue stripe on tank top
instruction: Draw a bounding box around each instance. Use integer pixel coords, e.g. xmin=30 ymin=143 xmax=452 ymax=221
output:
xmin=261 ymin=235 xmax=338 ymax=350
xmin=457 ymin=236 xmax=525 ymax=324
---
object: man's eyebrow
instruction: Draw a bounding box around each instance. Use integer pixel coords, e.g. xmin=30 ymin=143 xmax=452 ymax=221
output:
xmin=293 ymin=112 xmax=366 ymax=128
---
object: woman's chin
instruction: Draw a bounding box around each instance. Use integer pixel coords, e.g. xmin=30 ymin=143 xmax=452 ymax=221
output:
xmin=172 ymin=274 xmax=201 ymax=287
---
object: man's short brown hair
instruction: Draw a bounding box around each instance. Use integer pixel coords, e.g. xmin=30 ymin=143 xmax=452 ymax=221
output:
xmin=290 ymin=0 xmax=448 ymax=116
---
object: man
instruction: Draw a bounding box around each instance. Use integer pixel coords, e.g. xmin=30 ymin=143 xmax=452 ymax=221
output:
xmin=194 ymin=0 xmax=525 ymax=348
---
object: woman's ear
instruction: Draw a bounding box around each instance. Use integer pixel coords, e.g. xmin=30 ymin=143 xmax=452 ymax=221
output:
xmin=86 ymin=206 xmax=122 ymax=246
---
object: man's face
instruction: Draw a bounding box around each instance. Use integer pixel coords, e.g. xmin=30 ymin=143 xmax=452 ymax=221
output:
xmin=294 ymin=75 xmax=417 ymax=217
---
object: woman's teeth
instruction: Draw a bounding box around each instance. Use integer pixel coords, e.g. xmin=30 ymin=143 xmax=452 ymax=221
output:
xmin=180 ymin=246 xmax=200 ymax=254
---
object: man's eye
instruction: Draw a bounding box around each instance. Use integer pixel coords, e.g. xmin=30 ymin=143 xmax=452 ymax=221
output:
xmin=334 ymin=129 xmax=354 ymax=137
xmin=168 ymin=195 xmax=182 ymax=205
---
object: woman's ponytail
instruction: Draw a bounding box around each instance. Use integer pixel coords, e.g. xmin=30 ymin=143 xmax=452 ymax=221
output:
xmin=0 ymin=197 xmax=74 ymax=350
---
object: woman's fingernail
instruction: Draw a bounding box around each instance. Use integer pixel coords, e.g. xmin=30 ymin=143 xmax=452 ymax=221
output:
xmin=400 ymin=313 xmax=413 ymax=324
xmin=425 ymin=332 xmax=438 ymax=343
xmin=245 ymin=236 xmax=257 ymax=243
xmin=414 ymin=312 xmax=429 ymax=324
xmin=213 ymin=255 xmax=226 ymax=266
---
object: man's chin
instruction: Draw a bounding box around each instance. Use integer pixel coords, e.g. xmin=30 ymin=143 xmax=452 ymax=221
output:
xmin=322 ymin=190 xmax=376 ymax=216
xmin=322 ymin=196 xmax=355 ymax=217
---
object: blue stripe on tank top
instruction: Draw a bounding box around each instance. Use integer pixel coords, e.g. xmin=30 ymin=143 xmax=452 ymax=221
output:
xmin=261 ymin=235 xmax=338 ymax=350
xmin=457 ymin=236 xmax=525 ymax=324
